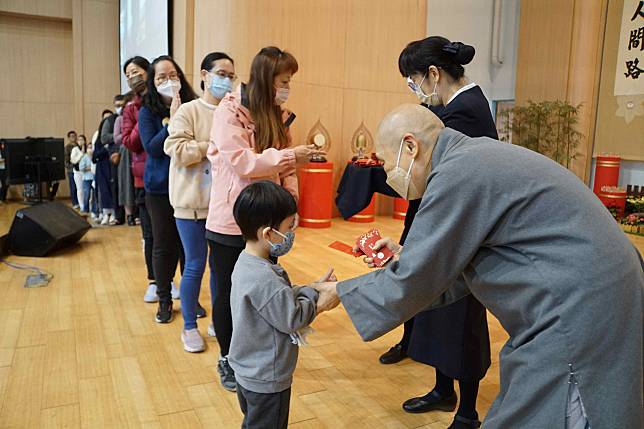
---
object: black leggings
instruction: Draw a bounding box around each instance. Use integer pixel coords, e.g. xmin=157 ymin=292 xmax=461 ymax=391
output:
xmin=136 ymin=188 xmax=154 ymax=281
xmin=207 ymin=240 xmax=243 ymax=357
xmin=145 ymin=193 xmax=184 ymax=303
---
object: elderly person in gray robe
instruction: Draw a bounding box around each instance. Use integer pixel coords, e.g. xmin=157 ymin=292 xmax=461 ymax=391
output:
xmin=312 ymin=104 xmax=643 ymax=428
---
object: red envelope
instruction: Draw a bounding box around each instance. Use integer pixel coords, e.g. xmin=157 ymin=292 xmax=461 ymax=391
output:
xmin=328 ymin=241 xmax=364 ymax=257
xmin=355 ymin=229 xmax=394 ymax=267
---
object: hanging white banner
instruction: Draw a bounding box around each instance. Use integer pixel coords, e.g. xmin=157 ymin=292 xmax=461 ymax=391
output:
xmin=614 ymin=0 xmax=644 ymax=96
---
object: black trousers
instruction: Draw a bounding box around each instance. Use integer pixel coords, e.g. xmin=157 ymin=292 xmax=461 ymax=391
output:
xmin=237 ymin=384 xmax=291 ymax=429
xmin=145 ymin=192 xmax=183 ymax=303
xmin=207 ymin=240 xmax=243 ymax=357
xmin=136 ymin=188 xmax=154 ymax=281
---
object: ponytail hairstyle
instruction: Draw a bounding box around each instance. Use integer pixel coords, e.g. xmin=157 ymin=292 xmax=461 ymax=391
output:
xmin=398 ymin=36 xmax=475 ymax=81
xmin=246 ymin=46 xmax=298 ymax=152
xmin=144 ymin=55 xmax=197 ymax=118
xmin=200 ymin=52 xmax=234 ymax=91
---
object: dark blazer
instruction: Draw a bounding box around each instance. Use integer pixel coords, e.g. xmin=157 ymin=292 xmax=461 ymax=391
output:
xmin=405 ymin=85 xmax=498 ymax=381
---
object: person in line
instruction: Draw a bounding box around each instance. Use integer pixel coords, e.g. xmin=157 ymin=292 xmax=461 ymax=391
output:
xmin=312 ymin=103 xmax=644 ymax=429
xmin=79 ymin=137 xmax=98 ymax=219
xmin=229 ymin=181 xmax=333 ymax=429
xmin=70 ymin=134 xmax=86 ymax=214
xmin=101 ymin=95 xmax=127 ymax=225
xmin=64 ymin=130 xmax=80 ymax=209
xmin=378 ymin=37 xmax=496 ymax=429
xmin=140 ymin=55 xmax=195 ymax=323
xmin=93 ymin=109 xmax=117 ymax=225
xmin=164 ymin=52 xmax=236 ymax=352
xmin=110 ymin=93 xmax=136 ymax=225
xmin=122 ymin=56 xmax=160 ymax=302
xmin=206 ymin=46 xmax=322 ymax=391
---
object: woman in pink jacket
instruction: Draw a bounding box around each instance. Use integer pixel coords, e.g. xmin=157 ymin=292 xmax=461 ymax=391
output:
xmin=206 ymin=46 xmax=321 ymax=391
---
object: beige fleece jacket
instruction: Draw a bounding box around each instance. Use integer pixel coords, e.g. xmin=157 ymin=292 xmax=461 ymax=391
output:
xmin=164 ymin=98 xmax=216 ymax=220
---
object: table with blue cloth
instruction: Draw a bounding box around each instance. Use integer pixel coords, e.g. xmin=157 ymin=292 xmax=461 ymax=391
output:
xmin=335 ymin=163 xmax=400 ymax=219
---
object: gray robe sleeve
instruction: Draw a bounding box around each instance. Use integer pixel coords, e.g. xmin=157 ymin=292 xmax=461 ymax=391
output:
xmin=337 ymin=164 xmax=495 ymax=341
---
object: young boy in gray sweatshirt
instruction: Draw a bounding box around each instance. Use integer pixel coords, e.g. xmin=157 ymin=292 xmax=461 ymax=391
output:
xmin=229 ymin=181 xmax=336 ymax=429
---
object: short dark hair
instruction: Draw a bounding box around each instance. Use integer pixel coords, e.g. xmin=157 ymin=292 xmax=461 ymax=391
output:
xmin=233 ymin=181 xmax=297 ymax=242
xmin=114 ymin=94 xmax=126 ymax=102
xmin=101 ymin=109 xmax=113 ymax=116
xmin=200 ymin=52 xmax=234 ymax=91
xmin=398 ymin=36 xmax=475 ymax=81
xmin=67 ymin=130 xmax=77 ymax=137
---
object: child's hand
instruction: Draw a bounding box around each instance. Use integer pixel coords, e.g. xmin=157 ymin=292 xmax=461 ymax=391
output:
xmin=316 ymin=267 xmax=337 ymax=283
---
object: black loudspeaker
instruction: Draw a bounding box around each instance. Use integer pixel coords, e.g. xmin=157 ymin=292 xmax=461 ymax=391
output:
xmin=8 ymin=201 xmax=91 ymax=256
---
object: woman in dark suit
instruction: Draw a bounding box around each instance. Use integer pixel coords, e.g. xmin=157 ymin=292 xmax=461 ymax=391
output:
xmin=384 ymin=36 xmax=498 ymax=429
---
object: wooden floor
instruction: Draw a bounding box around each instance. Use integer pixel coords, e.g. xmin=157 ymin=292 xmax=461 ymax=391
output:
xmin=0 ymin=201 xmax=642 ymax=428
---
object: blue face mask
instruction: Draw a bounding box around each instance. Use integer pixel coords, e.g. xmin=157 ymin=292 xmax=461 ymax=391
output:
xmin=268 ymin=229 xmax=295 ymax=258
xmin=208 ymin=74 xmax=233 ymax=99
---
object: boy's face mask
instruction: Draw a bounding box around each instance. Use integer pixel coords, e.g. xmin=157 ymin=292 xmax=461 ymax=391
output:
xmin=268 ymin=229 xmax=295 ymax=257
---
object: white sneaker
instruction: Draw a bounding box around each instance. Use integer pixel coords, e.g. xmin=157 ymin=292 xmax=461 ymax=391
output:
xmin=207 ymin=324 xmax=217 ymax=338
xmin=144 ymin=282 xmax=159 ymax=303
xmin=90 ymin=213 xmax=98 ymax=220
xmin=100 ymin=215 xmax=109 ymax=225
xmin=181 ymin=329 xmax=206 ymax=353
xmin=171 ymin=282 xmax=180 ymax=300
xmin=108 ymin=214 xmax=117 ymax=225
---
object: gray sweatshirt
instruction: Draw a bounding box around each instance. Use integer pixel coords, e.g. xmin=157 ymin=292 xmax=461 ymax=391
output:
xmin=229 ymin=251 xmax=319 ymax=394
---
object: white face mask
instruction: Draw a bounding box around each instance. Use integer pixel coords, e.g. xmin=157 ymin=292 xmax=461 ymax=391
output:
xmin=386 ymin=138 xmax=425 ymax=200
xmin=156 ymin=79 xmax=181 ymax=99
xmin=115 ymin=107 xmax=123 ymax=115
xmin=275 ymin=87 xmax=289 ymax=105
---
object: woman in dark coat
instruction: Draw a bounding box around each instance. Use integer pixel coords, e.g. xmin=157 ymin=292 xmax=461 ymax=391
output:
xmin=391 ymin=36 xmax=498 ymax=429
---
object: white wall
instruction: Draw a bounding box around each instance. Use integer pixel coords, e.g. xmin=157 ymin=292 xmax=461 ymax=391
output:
xmin=426 ymin=0 xmax=520 ymax=104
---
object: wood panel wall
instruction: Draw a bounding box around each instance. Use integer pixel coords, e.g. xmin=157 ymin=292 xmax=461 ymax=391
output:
xmin=184 ymin=0 xmax=426 ymax=215
xmin=515 ymin=0 xmax=608 ymax=182
xmin=0 ymin=0 xmax=119 ymax=199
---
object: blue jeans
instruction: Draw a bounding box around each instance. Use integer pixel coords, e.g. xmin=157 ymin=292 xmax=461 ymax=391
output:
xmin=176 ymin=218 xmax=211 ymax=330
xmin=68 ymin=171 xmax=79 ymax=206
xmin=82 ymin=180 xmax=98 ymax=214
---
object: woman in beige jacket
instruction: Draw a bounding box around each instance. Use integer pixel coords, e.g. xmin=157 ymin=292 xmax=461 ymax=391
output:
xmin=164 ymin=52 xmax=237 ymax=353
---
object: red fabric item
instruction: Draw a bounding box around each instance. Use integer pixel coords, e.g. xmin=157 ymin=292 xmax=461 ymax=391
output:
xmin=121 ymin=94 xmax=146 ymax=188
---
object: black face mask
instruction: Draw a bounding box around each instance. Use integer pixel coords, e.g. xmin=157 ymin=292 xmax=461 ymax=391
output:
xmin=127 ymin=75 xmax=146 ymax=93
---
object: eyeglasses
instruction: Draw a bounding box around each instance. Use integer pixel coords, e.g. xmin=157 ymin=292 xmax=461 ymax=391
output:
xmin=210 ymin=70 xmax=237 ymax=81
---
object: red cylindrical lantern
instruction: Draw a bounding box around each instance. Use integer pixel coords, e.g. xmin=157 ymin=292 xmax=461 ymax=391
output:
xmin=598 ymin=189 xmax=627 ymax=218
xmin=393 ymin=198 xmax=408 ymax=220
xmin=349 ymin=195 xmax=375 ymax=223
xmin=593 ymin=155 xmax=621 ymax=195
xmin=297 ymin=162 xmax=333 ymax=228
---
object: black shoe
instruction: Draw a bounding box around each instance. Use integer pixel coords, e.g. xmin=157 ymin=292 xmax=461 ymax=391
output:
xmin=196 ymin=303 xmax=206 ymax=318
xmin=402 ymin=390 xmax=457 ymax=414
xmin=127 ymin=214 xmax=136 ymax=226
xmin=155 ymin=301 xmax=173 ymax=323
xmin=379 ymin=343 xmax=408 ymax=364
xmin=447 ymin=415 xmax=481 ymax=429
xmin=217 ymin=357 xmax=237 ymax=392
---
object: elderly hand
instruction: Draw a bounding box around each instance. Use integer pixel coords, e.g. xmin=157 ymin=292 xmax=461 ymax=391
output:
xmin=170 ymin=92 xmax=181 ymax=117
xmin=310 ymin=281 xmax=340 ymax=313
xmin=352 ymin=237 xmax=402 ymax=268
